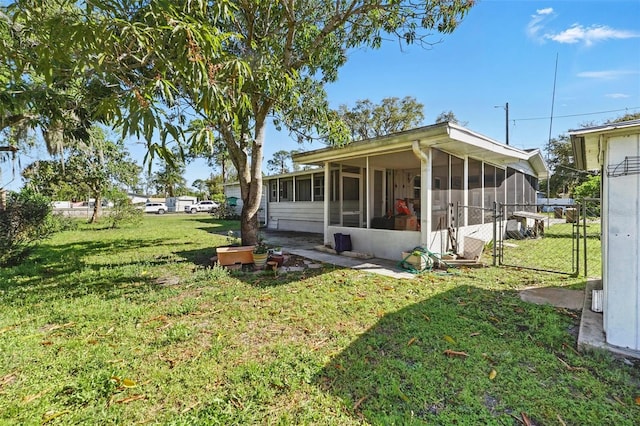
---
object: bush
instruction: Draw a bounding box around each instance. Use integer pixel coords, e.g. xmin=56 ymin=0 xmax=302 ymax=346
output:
xmin=0 ymin=189 xmax=55 ymax=266
xmin=105 ymin=190 xmax=142 ymax=229
xmin=211 ymin=201 xmax=240 ymax=220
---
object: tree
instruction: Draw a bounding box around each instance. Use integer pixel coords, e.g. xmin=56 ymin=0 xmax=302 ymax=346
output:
xmin=267 ymin=150 xmax=296 ymax=175
xmin=435 ymin=110 xmax=467 ymax=126
xmin=572 ymin=175 xmax=600 ymax=200
xmin=337 ymin=96 xmax=425 ymax=141
xmin=540 ymin=134 xmax=583 ymax=198
xmin=149 ymin=160 xmax=188 ymax=198
xmin=6 ymin=1 xmax=476 ymax=245
xmin=22 ymin=127 xmax=141 ymax=223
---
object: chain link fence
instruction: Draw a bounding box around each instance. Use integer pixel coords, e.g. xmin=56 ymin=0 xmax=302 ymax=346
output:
xmin=580 ymin=198 xmax=602 ymax=278
xmin=497 ymin=203 xmax=580 ymax=274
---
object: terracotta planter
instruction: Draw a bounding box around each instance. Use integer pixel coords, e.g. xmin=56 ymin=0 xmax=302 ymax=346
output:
xmin=216 ymin=246 xmax=255 ymax=266
xmin=252 ymin=252 xmax=269 ymax=269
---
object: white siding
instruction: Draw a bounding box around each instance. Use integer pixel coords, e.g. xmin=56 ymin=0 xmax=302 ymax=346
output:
xmin=267 ymin=201 xmax=324 ymax=233
xmin=604 ymin=133 xmax=640 ymax=350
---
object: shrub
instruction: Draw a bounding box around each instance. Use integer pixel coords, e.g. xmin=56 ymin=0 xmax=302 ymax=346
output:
xmin=0 ymin=189 xmax=55 ymax=266
xmin=105 ymin=190 xmax=142 ymax=229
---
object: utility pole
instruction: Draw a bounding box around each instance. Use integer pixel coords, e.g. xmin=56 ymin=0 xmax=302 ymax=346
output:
xmin=494 ymin=103 xmax=509 ymax=145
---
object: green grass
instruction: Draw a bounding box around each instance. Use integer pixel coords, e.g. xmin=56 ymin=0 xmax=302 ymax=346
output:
xmin=1 ymin=215 xmax=637 ymax=425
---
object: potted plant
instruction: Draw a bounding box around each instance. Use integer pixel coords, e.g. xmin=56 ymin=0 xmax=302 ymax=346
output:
xmin=252 ymin=237 xmax=269 ymax=269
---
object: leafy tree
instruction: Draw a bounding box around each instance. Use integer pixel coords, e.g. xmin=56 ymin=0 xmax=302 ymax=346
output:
xmin=0 ymin=188 xmax=54 ymax=266
xmin=267 ymin=150 xmax=296 ymax=175
xmin=5 ymin=1 xmax=475 ymax=245
xmin=22 ymin=127 xmax=141 ymax=223
xmin=435 ymin=110 xmax=467 ymax=126
xmin=572 ymin=175 xmax=600 ymax=200
xmin=149 ymin=159 xmax=188 ymax=198
xmin=337 ymin=96 xmax=425 ymax=141
xmin=540 ymin=134 xmax=583 ymax=198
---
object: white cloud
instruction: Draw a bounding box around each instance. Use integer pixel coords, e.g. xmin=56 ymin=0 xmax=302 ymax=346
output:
xmin=577 ymin=70 xmax=637 ymax=80
xmin=536 ymin=8 xmax=554 ymax=15
xmin=527 ymin=8 xmax=555 ymax=42
xmin=605 ymin=93 xmax=631 ymax=99
xmin=547 ymin=24 xmax=640 ymax=46
xmin=526 ymin=8 xmax=640 ymax=46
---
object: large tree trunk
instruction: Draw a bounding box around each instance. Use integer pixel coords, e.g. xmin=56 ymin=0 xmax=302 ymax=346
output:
xmin=233 ymin=115 xmax=268 ymax=246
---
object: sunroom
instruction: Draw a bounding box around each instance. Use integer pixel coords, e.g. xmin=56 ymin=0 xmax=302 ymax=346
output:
xmin=289 ymin=122 xmax=548 ymax=261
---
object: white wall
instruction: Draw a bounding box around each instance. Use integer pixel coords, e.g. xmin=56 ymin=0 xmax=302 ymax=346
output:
xmin=603 ymin=132 xmax=640 ymax=350
xmin=267 ymin=201 xmax=324 ymax=233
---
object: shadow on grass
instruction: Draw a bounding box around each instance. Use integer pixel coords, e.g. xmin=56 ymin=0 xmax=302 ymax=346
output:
xmin=0 ymin=237 xmax=184 ymax=301
xmin=314 ymin=285 xmax=635 ymax=424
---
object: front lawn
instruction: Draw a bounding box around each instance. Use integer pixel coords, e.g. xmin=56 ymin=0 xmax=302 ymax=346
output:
xmin=1 ymin=215 xmax=637 ymax=424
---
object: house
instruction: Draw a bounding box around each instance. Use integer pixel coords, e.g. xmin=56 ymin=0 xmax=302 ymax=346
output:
xmin=570 ymin=119 xmax=640 ymax=352
xmin=225 ymin=122 xmax=548 ymax=260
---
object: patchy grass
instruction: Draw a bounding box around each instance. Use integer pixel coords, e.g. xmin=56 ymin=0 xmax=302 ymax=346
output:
xmin=0 ymin=215 xmax=637 ymax=425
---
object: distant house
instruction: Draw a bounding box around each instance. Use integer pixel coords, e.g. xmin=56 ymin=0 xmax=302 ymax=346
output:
xmin=571 ymin=119 xmax=640 ymax=352
xmin=226 ymin=122 xmax=548 ymax=261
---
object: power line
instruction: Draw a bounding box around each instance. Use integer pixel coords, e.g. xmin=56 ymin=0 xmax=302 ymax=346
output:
xmin=513 ymin=106 xmax=640 ymax=123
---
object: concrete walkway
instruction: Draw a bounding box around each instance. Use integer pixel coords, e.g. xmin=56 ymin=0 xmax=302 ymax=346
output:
xmin=520 ymin=280 xmax=640 ymax=359
xmin=261 ymin=229 xmax=417 ymax=279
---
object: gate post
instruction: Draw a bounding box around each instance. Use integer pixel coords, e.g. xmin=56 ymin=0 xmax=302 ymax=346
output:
xmin=492 ymin=201 xmax=497 ymax=266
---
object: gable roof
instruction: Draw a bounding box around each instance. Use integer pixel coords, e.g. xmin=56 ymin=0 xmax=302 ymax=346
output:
xmin=292 ymin=122 xmax=549 ymax=178
xmin=570 ymin=120 xmax=640 ymax=170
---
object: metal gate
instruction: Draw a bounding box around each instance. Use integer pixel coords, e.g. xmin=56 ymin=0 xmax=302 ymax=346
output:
xmin=497 ymin=203 xmax=581 ymax=275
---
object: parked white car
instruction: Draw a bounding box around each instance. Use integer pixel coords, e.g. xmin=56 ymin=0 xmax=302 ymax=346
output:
xmin=143 ymin=202 xmax=167 ymax=215
xmin=184 ymin=200 xmax=219 ymax=214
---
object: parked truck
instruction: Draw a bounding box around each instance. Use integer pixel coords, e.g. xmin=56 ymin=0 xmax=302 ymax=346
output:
xmin=184 ymin=200 xmax=219 ymax=214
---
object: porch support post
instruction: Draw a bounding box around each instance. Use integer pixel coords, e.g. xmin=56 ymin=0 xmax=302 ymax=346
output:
xmin=463 ymin=156 xmax=469 ymax=226
xmin=324 ymin=161 xmax=331 ymax=245
xmin=412 ymin=141 xmax=432 ymax=247
xmin=366 ymin=156 xmax=371 ymax=229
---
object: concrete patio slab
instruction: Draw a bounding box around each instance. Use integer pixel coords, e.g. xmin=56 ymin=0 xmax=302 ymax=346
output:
xmin=519 ymin=287 xmax=584 ymax=310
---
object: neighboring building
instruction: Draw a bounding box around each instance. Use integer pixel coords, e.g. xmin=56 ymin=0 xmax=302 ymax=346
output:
xmin=226 ymin=122 xmax=548 ymax=261
xmin=571 ymin=119 xmax=640 ymax=352
xmin=166 ymin=196 xmax=197 ymax=213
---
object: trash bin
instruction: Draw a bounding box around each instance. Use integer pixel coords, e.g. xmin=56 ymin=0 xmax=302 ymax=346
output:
xmin=334 ymin=233 xmax=352 ymax=253
xmin=565 ymin=208 xmax=577 ymax=223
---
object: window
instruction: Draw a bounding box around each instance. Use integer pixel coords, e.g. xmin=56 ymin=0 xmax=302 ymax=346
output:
xmin=296 ymin=177 xmax=311 ymax=201
xmin=270 ymin=181 xmax=278 ymax=202
xmin=280 ymin=179 xmax=293 ymax=201
xmin=313 ymin=174 xmax=324 ymax=201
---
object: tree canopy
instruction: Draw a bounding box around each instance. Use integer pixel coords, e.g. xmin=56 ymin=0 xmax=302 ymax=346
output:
xmin=3 ymin=0 xmax=476 ymax=244
xmin=336 ymin=96 xmax=425 ymax=142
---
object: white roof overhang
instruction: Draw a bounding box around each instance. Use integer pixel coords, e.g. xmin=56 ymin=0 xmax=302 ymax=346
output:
xmin=570 ymin=120 xmax=640 ymax=171
xmin=293 ymin=122 xmax=549 ymax=179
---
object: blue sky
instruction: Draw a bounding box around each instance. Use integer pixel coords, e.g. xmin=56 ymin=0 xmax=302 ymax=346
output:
xmin=261 ymin=0 xmax=640 ymax=186
xmin=4 ymin=0 xmax=640 ymax=191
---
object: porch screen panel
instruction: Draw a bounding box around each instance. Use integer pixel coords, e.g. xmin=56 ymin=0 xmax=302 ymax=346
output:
xmin=342 ymin=175 xmax=360 ymax=227
xmin=496 ymin=168 xmax=506 ymax=207
xmin=515 ymin=172 xmax=524 ymax=205
xmin=506 ymin=168 xmax=516 ymax=217
xmin=468 ymin=158 xmax=482 ymax=225
xmin=431 ymin=149 xmax=450 ymax=231
xmin=524 ymin=175 xmax=537 ymax=211
xmin=329 ymin=168 xmax=340 ymax=225
xmin=484 ymin=164 xmax=496 ymax=223
xmin=373 ymin=170 xmax=384 ymax=218
xmin=295 ymin=177 xmax=311 ymax=201
xmin=451 ymin=155 xmax=464 ymax=226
